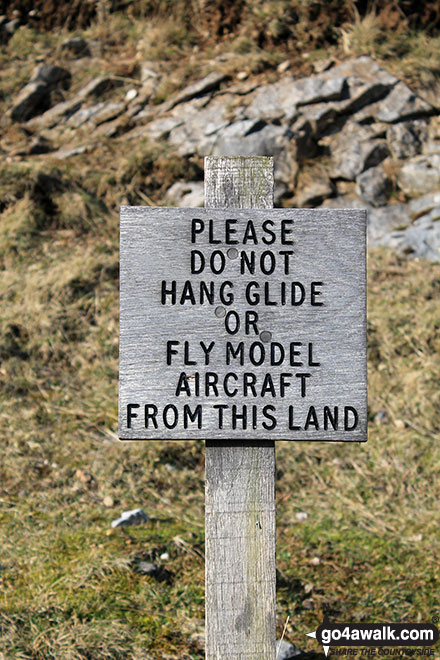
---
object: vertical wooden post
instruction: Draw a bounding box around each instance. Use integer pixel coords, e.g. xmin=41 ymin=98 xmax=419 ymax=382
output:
xmin=204 ymin=156 xmax=276 ymax=660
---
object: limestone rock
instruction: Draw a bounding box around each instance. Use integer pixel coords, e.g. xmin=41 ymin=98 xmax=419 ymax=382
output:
xmin=10 ymin=63 xmax=71 ymax=122
xmin=367 ymin=204 xmax=410 ymax=243
xmin=323 ymin=196 xmax=409 ymax=244
xmin=304 ymin=55 xmax=398 ymax=122
xmin=276 ymin=639 xmax=302 ymax=660
xmin=386 ymin=120 xmax=429 ymax=159
xmin=165 ymin=182 xmax=204 ymax=207
xmin=127 ymin=77 xmax=161 ymax=119
xmin=66 ymin=103 xmax=106 ymax=128
xmin=111 ymin=508 xmax=150 ymax=528
xmin=26 ymin=97 xmax=83 ymax=129
xmin=375 ymin=82 xmax=435 ymax=123
xmin=295 ymin=179 xmax=334 ymax=207
xmin=127 ymin=115 xmax=184 ymax=142
xmin=294 ymin=74 xmax=347 ymax=107
xmin=166 ymin=71 xmax=227 ymax=110
xmin=31 ymin=63 xmax=71 ymax=88
xmin=10 ymin=82 xmax=50 ymax=121
xmin=61 ymin=37 xmax=90 ymax=58
xmin=408 ymin=192 xmax=440 ymax=220
xmin=133 ymin=560 xmax=173 ymax=583
xmin=51 ymin=144 xmax=90 ymax=159
xmin=211 ymin=123 xmax=298 ymax=186
xmin=398 ymin=154 xmax=440 ymax=196
xmin=356 ymin=164 xmax=391 ymax=207
xmin=246 ymin=72 xmax=346 ymax=123
xmin=85 ymin=101 xmax=126 ymax=127
xmin=330 ymin=123 xmax=389 ymax=180
xmin=76 ymin=76 xmax=123 ymax=100
xmin=376 ymin=211 xmax=440 ymax=261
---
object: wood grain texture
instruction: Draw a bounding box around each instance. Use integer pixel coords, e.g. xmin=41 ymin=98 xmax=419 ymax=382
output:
xmin=118 ymin=206 xmax=367 ymax=441
xmin=205 ymin=156 xmax=276 ymax=660
xmin=205 ymin=156 xmax=274 ymax=210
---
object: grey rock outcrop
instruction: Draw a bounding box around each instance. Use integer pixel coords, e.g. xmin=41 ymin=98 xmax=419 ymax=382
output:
xmin=10 ymin=63 xmax=71 ymax=122
xmin=398 ymin=154 xmax=440 ymax=197
xmin=356 ymin=164 xmax=391 ymax=207
xmin=7 ymin=53 xmax=440 ymax=261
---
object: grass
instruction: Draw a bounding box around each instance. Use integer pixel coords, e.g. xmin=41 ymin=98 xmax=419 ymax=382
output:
xmin=1 ymin=2 xmax=440 ymax=658
xmin=2 ymin=228 xmax=440 ymax=657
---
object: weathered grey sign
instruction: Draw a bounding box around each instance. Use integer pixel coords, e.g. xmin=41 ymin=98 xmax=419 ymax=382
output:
xmin=119 ymin=207 xmax=367 ymax=441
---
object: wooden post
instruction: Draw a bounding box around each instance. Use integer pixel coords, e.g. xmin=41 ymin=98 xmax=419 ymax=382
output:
xmin=204 ymin=156 xmax=276 ymax=660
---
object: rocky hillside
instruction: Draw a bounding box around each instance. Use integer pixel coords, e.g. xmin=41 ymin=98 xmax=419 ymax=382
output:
xmin=3 ymin=45 xmax=440 ymax=259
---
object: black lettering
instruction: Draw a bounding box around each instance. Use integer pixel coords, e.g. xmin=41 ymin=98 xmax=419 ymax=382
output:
xmin=264 ymin=282 xmax=277 ymax=306
xmin=183 ymin=404 xmax=202 ymax=429
xmin=288 ymin=406 xmax=301 ymax=430
xmin=324 ymin=406 xmax=338 ymax=430
xmin=225 ymin=310 xmax=240 ymax=335
xmin=166 ymin=340 xmax=179 ymax=365
xmin=180 ymin=281 xmax=196 ymax=305
xmin=175 ymin=372 xmax=191 ymax=396
xmin=279 ymin=373 xmax=292 ymax=397
xmin=304 ymin=406 xmax=319 ymax=430
xmin=249 ymin=342 xmax=265 ymax=366
xmin=296 ymin=372 xmax=311 ymax=397
xmin=245 ymin=281 xmax=259 ymax=305
xmin=210 ymin=250 xmax=226 ymax=274
xmin=308 ymin=342 xmax=320 ymax=366
xmin=226 ymin=342 xmax=244 ymax=365
xmin=190 ymin=250 xmax=205 ymax=274
xmin=224 ymin=372 xmax=238 ymax=396
xmin=232 ymin=405 xmax=247 ymax=429
xmin=261 ymin=373 xmax=276 ymax=397
xmin=219 ymin=281 xmax=234 ymax=305
xmin=344 ymin=406 xmax=358 ymax=430
xmin=161 ymin=280 xmax=176 ymax=305
xmin=261 ymin=220 xmax=276 ymax=245
xmin=225 ymin=219 xmax=238 ymax=244
xmin=191 ymin=218 xmax=204 ymax=243
xmin=290 ymin=342 xmax=303 ymax=367
xmin=127 ymin=403 xmax=140 ymax=428
xmin=281 ymin=219 xmax=294 ymax=245
xmin=271 ymin=342 xmax=285 ymax=366
xmin=205 ymin=372 xmax=219 ymax=396
xmin=243 ymin=220 xmax=258 ymax=244
xmin=240 ymin=251 xmax=255 ymax=275
xmin=279 ymin=250 xmax=294 ymax=274
xmin=280 ymin=281 xmax=286 ymax=305
xmin=163 ymin=404 xmax=178 ymax=429
xmin=184 ymin=341 xmax=196 ymax=366
xmin=208 ymin=219 xmax=221 ymax=244
xmin=291 ymin=282 xmax=305 ymax=305
xmin=311 ymin=281 xmax=324 ymax=306
xmin=262 ymin=405 xmax=277 ymax=430
xmin=200 ymin=341 xmax=215 ymax=365
xmin=243 ymin=372 xmax=257 ymax=397
xmin=251 ymin=405 xmax=257 ymax=429
xmin=260 ymin=250 xmax=276 ymax=275
xmin=245 ymin=310 xmax=259 ymax=336
xmin=200 ymin=281 xmax=214 ymax=304
xmin=213 ymin=404 xmax=228 ymax=429
xmin=144 ymin=404 xmax=158 ymax=429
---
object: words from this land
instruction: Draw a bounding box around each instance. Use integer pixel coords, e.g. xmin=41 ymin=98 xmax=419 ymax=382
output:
xmin=119 ymin=207 xmax=367 ymax=441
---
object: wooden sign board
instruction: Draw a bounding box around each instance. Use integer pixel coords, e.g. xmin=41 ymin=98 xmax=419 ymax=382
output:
xmin=119 ymin=207 xmax=367 ymax=441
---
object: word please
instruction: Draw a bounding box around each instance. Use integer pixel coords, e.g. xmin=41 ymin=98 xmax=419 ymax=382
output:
xmin=191 ymin=218 xmax=294 ymax=245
